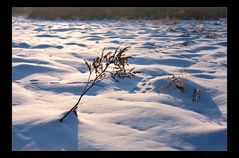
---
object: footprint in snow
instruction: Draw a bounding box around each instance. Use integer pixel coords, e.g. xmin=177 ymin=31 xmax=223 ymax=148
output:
xmin=50 ymin=81 xmax=61 ymax=84
xmin=30 ymin=79 xmax=39 ymax=84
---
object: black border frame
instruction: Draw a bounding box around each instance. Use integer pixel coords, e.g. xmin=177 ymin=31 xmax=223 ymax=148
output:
xmin=1 ymin=0 xmax=237 ymax=157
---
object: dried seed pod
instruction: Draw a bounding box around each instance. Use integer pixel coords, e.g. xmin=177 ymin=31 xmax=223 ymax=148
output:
xmin=192 ymin=88 xmax=201 ymax=102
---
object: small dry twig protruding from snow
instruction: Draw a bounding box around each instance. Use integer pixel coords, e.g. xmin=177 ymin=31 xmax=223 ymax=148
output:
xmin=192 ymin=88 xmax=201 ymax=103
xmin=206 ymin=32 xmax=218 ymax=38
xmin=162 ymin=68 xmax=187 ymax=93
xmin=60 ymin=46 xmax=137 ymax=122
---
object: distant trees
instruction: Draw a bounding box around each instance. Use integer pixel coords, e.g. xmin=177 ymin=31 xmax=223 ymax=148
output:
xmin=12 ymin=7 xmax=226 ymax=20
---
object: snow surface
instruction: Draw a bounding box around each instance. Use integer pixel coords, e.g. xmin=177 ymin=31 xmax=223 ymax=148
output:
xmin=12 ymin=17 xmax=227 ymax=151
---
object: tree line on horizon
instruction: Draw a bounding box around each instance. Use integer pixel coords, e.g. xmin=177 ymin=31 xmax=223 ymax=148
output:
xmin=12 ymin=7 xmax=227 ymax=20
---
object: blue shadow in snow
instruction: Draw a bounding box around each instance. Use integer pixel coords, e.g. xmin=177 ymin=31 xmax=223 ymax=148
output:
xmin=12 ymin=64 xmax=59 ymax=81
xmin=12 ymin=113 xmax=79 ymax=150
xmin=129 ymin=57 xmax=195 ymax=67
xmin=12 ymin=42 xmax=31 ymax=48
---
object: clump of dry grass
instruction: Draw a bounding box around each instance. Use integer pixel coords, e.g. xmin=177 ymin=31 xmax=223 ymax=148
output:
xmin=195 ymin=25 xmax=206 ymax=33
xmin=160 ymin=68 xmax=202 ymax=103
xmin=188 ymin=23 xmax=206 ymax=33
xmin=206 ymin=32 xmax=218 ymax=38
xmin=162 ymin=68 xmax=187 ymax=93
xmin=166 ymin=27 xmax=178 ymax=32
xmin=60 ymin=46 xmax=136 ymax=122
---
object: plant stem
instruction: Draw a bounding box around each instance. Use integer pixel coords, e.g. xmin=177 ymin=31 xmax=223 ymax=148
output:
xmin=60 ymin=79 xmax=96 ymax=122
xmin=59 ymin=72 xmax=105 ymax=122
xmin=59 ymin=59 xmax=110 ymax=122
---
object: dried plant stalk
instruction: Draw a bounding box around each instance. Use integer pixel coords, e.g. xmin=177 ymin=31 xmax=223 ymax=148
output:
xmin=162 ymin=68 xmax=187 ymax=93
xmin=60 ymin=46 xmax=136 ymax=122
xmin=192 ymin=88 xmax=201 ymax=102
